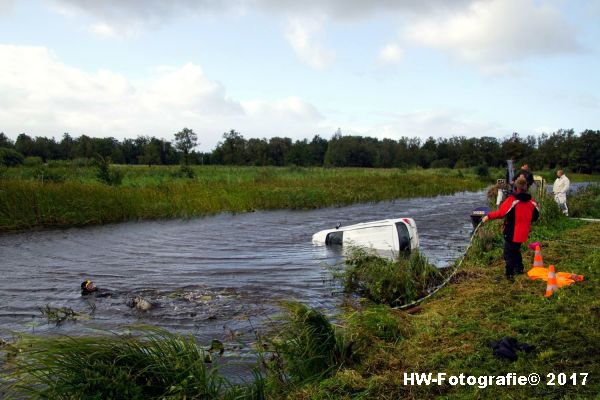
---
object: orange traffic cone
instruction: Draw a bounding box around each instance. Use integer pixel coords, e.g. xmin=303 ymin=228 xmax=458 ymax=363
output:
xmin=568 ymin=273 xmax=584 ymax=282
xmin=544 ymin=265 xmax=559 ymax=297
xmin=532 ymin=245 xmax=544 ymax=268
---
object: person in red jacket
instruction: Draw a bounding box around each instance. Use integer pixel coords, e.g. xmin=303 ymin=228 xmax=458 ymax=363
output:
xmin=481 ymin=177 xmax=540 ymax=281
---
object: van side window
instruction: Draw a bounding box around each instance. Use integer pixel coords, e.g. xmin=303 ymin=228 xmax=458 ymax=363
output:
xmin=395 ymin=223 xmax=411 ymax=253
xmin=326 ymin=231 xmax=343 ymax=245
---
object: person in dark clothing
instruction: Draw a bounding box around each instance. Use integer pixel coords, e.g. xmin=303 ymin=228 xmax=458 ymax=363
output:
xmin=515 ymin=164 xmax=534 ymax=189
xmin=482 ymin=177 xmax=540 ymax=281
xmin=81 ymin=279 xmax=112 ymax=297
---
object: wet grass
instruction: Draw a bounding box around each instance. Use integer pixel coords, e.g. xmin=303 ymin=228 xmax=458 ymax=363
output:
xmin=0 ymin=166 xmax=486 ymax=232
xmin=340 ymin=248 xmax=442 ymax=306
xmin=0 ymin=327 xmax=263 ymax=400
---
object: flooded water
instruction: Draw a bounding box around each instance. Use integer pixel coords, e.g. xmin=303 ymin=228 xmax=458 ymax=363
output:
xmin=0 ymin=190 xmax=486 ymax=358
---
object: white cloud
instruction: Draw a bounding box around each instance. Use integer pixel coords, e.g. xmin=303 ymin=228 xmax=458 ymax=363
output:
xmin=335 ymin=109 xmax=506 ymax=141
xmin=283 ymin=17 xmax=335 ymax=69
xmin=403 ymin=0 xmax=581 ymax=70
xmin=51 ymin=0 xmax=473 ymax=22
xmin=377 ymin=43 xmax=403 ymax=65
xmin=89 ymin=22 xmax=118 ymax=38
xmin=0 ymin=44 xmax=323 ymax=149
xmin=49 ymin=0 xmax=474 ymax=67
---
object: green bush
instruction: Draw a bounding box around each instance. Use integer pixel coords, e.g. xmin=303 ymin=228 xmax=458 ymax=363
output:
xmin=95 ymin=155 xmax=124 ymax=186
xmin=0 ymin=148 xmax=24 ymax=167
xmin=342 ymin=248 xmax=442 ymax=306
xmin=47 ymin=160 xmax=71 ymax=168
xmin=72 ymin=157 xmax=94 ymax=167
xmin=474 ymin=164 xmax=489 ymax=179
xmin=569 ymin=184 xmax=600 ymax=218
xmin=171 ymin=164 xmax=196 ymax=179
xmin=23 ymin=156 xmax=43 ymax=166
xmin=31 ymin=166 xmax=65 ymax=183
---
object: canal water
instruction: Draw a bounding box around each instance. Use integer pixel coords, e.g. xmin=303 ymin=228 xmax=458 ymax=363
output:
xmin=0 ymin=190 xmax=486 ymax=350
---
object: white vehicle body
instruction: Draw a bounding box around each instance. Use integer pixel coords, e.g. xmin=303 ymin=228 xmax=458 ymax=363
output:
xmin=312 ymin=218 xmax=419 ymax=253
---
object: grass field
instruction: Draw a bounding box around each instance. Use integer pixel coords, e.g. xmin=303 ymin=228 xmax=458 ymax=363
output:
xmin=0 ymin=165 xmax=487 ymax=232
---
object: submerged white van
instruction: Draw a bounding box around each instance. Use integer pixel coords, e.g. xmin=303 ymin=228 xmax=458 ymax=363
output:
xmin=312 ymin=218 xmax=419 ymax=253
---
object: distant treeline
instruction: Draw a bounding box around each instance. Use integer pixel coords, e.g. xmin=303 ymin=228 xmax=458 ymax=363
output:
xmin=1 ymin=128 xmax=599 ymax=172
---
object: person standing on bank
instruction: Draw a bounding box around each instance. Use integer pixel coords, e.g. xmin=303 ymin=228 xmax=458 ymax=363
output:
xmin=515 ymin=164 xmax=534 ymax=189
xmin=481 ymin=177 xmax=540 ymax=281
xmin=553 ymin=169 xmax=570 ymax=216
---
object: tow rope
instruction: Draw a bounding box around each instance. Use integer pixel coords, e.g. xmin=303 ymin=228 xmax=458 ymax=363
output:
xmin=393 ymin=221 xmax=483 ymax=310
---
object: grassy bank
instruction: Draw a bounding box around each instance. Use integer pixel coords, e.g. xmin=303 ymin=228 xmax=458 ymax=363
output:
xmin=0 ymin=166 xmax=486 ymax=232
xmin=270 ymin=199 xmax=600 ymax=399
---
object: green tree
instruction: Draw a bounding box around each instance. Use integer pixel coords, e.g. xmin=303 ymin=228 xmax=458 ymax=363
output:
xmin=0 ymin=148 xmax=24 ymax=166
xmin=0 ymin=133 xmax=14 ymax=149
xmin=138 ymin=139 xmax=162 ymax=166
xmin=174 ymin=128 xmax=198 ymax=165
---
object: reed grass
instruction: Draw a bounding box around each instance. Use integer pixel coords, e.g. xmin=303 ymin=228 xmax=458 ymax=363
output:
xmin=568 ymin=183 xmax=600 ymax=218
xmin=0 ymin=166 xmax=486 ymax=231
xmin=0 ymin=327 xmax=268 ymax=400
xmin=341 ymin=248 xmax=442 ymax=306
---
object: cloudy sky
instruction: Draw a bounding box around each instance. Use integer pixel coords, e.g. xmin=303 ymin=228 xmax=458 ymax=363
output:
xmin=1 ymin=0 xmax=599 ymax=150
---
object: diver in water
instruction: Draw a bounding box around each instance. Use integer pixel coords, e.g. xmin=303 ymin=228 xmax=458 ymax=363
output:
xmin=80 ymin=280 xmax=112 ymax=298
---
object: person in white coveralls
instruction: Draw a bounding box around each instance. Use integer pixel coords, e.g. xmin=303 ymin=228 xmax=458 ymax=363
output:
xmin=553 ymin=169 xmax=570 ymax=216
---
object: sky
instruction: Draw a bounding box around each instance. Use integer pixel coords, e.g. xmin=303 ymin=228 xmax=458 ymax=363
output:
xmin=0 ymin=0 xmax=599 ymax=150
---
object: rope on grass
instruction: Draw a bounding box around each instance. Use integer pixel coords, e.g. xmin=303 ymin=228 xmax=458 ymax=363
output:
xmin=393 ymin=221 xmax=483 ymax=310
xmin=394 ymin=216 xmax=600 ymax=310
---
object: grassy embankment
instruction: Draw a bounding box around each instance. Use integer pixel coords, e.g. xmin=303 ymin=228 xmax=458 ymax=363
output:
xmin=0 ymin=165 xmax=487 ymax=232
xmin=268 ymin=187 xmax=600 ymax=399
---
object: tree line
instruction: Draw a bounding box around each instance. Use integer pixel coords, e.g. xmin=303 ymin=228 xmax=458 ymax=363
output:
xmin=0 ymin=128 xmax=599 ymax=173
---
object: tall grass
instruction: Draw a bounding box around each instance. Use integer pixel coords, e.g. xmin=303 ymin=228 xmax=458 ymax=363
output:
xmin=569 ymin=184 xmax=600 ymax=218
xmin=342 ymin=248 xmax=442 ymax=306
xmin=265 ymin=302 xmax=353 ymax=387
xmin=2 ymin=327 xmax=227 ymax=399
xmin=0 ymin=166 xmax=486 ymax=231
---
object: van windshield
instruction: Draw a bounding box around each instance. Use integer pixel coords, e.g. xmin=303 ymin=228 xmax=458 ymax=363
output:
xmin=325 ymin=231 xmax=343 ymax=245
xmin=395 ymin=222 xmax=411 ymax=253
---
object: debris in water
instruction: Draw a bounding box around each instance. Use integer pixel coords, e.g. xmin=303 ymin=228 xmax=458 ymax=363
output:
xmin=39 ymin=305 xmax=90 ymax=325
xmin=126 ymin=296 xmax=154 ymax=311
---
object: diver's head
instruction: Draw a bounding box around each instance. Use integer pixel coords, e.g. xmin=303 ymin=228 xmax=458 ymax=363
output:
xmin=81 ymin=279 xmax=97 ymax=294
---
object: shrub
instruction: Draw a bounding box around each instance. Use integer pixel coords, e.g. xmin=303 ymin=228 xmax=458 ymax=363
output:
xmin=342 ymin=248 xmax=442 ymax=306
xmin=47 ymin=160 xmax=71 ymax=168
xmin=474 ymin=164 xmax=489 ymax=179
xmin=72 ymin=157 xmax=94 ymax=167
xmin=23 ymin=156 xmax=43 ymax=166
xmin=0 ymin=148 xmax=24 ymax=167
xmin=430 ymin=159 xmax=451 ymax=169
xmin=171 ymin=164 xmax=195 ymax=179
xmin=569 ymin=184 xmax=600 ymax=218
xmin=95 ymin=155 xmax=124 ymax=186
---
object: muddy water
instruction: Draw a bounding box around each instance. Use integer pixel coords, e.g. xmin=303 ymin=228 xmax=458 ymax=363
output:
xmin=0 ymin=190 xmax=486 ymax=352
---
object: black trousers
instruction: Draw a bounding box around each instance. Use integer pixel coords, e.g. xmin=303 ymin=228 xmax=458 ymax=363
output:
xmin=503 ymin=240 xmax=523 ymax=277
